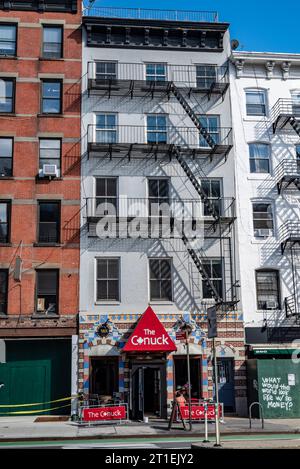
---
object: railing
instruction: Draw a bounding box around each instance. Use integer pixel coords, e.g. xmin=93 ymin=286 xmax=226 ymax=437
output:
xmin=271 ymin=98 xmax=300 ymax=123
xmin=83 ymin=6 xmax=219 ymax=23
xmin=285 ymin=295 xmax=299 ymax=317
xmin=87 ymin=125 xmax=233 ymax=149
xmin=85 ymin=197 xmax=235 ymax=221
xmin=275 ymin=159 xmax=300 ymax=182
xmin=87 ymin=62 xmax=229 ymax=90
xmin=279 ymin=221 xmax=300 ymax=243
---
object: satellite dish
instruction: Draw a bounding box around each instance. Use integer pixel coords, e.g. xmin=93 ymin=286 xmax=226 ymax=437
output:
xmin=231 ymin=39 xmax=240 ymax=50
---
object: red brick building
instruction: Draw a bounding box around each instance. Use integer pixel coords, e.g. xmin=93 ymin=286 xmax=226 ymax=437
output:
xmin=0 ymin=0 xmax=81 ymax=413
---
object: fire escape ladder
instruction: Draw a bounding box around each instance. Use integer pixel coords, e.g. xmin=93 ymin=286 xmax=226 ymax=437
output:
xmin=182 ymin=233 xmax=222 ymax=304
xmin=172 ymin=146 xmax=219 ymax=220
xmin=289 ymin=116 xmax=300 ymax=138
xmin=170 ymin=83 xmax=216 ymax=148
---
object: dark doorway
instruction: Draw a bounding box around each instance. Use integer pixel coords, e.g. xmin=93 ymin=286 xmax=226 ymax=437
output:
xmin=217 ymin=358 xmax=235 ymax=412
xmin=90 ymin=357 xmax=119 ymax=398
xmin=144 ymin=367 xmax=160 ymax=416
xmin=174 ymin=356 xmax=202 ymax=399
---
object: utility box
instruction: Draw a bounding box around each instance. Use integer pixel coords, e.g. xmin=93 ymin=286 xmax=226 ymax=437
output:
xmin=247 ymin=359 xmax=300 ymax=418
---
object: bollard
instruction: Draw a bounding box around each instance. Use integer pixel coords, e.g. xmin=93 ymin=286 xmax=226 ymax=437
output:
xmin=203 ymin=401 xmax=210 ymax=443
xmin=214 ymin=402 xmax=222 ymax=447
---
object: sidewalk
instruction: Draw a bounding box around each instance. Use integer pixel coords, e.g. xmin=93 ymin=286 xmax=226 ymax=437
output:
xmin=0 ymin=417 xmax=300 ymax=441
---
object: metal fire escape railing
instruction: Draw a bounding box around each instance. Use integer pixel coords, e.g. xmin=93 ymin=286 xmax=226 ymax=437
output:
xmin=280 ymin=221 xmax=300 ymax=255
xmin=83 ymin=6 xmax=219 ymax=23
xmin=275 ymin=159 xmax=300 ymax=194
xmin=271 ymin=99 xmax=300 ymax=137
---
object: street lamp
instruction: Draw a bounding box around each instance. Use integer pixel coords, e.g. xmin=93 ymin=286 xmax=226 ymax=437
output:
xmin=177 ymin=319 xmax=193 ymax=431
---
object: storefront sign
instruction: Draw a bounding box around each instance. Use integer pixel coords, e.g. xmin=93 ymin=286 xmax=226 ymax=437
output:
xmin=123 ymin=306 xmax=177 ymax=352
xmin=179 ymin=404 xmax=222 ymax=421
xmin=82 ymin=405 xmax=127 ymax=422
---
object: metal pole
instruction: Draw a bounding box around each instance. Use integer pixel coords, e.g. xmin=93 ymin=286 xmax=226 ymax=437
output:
xmin=186 ymin=329 xmax=192 ymax=431
xmin=203 ymin=401 xmax=209 ymax=442
xmin=213 ymin=337 xmax=221 ymax=447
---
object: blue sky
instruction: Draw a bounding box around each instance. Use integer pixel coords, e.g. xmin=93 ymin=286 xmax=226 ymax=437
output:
xmin=86 ymin=0 xmax=300 ymax=54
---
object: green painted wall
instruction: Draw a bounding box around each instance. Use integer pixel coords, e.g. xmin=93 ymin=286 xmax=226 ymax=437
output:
xmin=247 ymin=359 xmax=300 ymax=419
xmin=0 ymin=340 xmax=71 ymax=416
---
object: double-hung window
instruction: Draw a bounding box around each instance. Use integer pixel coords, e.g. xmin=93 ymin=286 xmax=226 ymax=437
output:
xmin=95 ymin=178 xmax=117 ymax=217
xmin=202 ymin=259 xmax=223 ymax=299
xmin=36 ymin=269 xmax=59 ymax=315
xmin=0 ymin=270 xmax=8 ymax=315
xmin=0 ymin=24 xmax=17 ymax=56
xmin=256 ymin=270 xmax=280 ymax=310
xmin=146 ymin=63 xmax=166 ymax=82
xmin=0 ymin=138 xmax=13 ymax=177
xmin=42 ymin=25 xmax=63 ymax=59
xmin=147 ymin=115 xmax=167 ymax=144
xmin=199 ymin=115 xmax=220 ymax=147
xmin=246 ymin=89 xmax=267 ymax=116
xmin=96 ymin=114 xmax=117 ymax=144
xmin=249 ymin=143 xmax=270 ymax=173
xmin=201 ymin=179 xmax=221 ymax=217
xmin=149 ymin=258 xmax=172 ymax=301
xmin=148 ymin=179 xmax=169 ymax=218
xmin=41 ymin=80 xmax=62 ymax=114
xmin=0 ymin=78 xmax=15 ymax=113
xmin=291 ymin=91 xmax=300 ymax=117
xmin=38 ymin=201 xmax=60 ymax=244
xmin=252 ymin=203 xmax=274 ymax=236
xmin=0 ymin=201 xmax=10 ymax=243
xmin=96 ymin=62 xmax=117 ymax=80
xmin=196 ymin=65 xmax=216 ymax=89
xmin=39 ymin=139 xmax=61 ymax=176
xmin=96 ymin=258 xmax=120 ymax=302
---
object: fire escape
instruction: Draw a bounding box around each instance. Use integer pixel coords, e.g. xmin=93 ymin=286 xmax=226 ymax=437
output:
xmin=85 ymin=62 xmax=238 ymax=310
xmin=272 ymin=98 xmax=300 ymax=321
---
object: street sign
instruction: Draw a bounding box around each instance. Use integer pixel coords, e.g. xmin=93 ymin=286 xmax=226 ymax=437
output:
xmin=82 ymin=405 xmax=127 ymax=422
xmin=176 ymin=331 xmax=186 ymax=341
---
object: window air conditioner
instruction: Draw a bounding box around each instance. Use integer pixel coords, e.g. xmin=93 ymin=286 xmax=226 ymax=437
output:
xmin=266 ymin=300 xmax=278 ymax=310
xmin=37 ymin=298 xmax=45 ymax=312
xmin=256 ymin=229 xmax=272 ymax=238
xmin=42 ymin=164 xmax=58 ymax=177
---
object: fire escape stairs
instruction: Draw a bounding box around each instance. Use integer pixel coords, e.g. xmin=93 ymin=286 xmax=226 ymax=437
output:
xmin=289 ymin=116 xmax=300 ymax=138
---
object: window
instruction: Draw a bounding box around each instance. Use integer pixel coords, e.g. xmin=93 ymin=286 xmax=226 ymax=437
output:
xmin=147 ymin=115 xmax=167 ymax=144
xmin=256 ymin=270 xmax=280 ymax=310
xmin=41 ymin=80 xmax=62 ymax=114
xmin=291 ymin=91 xmax=300 ymax=116
xmin=0 ymin=138 xmax=13 ymax=177
xmin=96 ymin=62 xmax=117 ymax=80
xmin=145 ymin=63 xmax=166 ymax=82
xmin=249 ymin=143 xmax=270 ymax=173
xmin=202 ymin=259 xmax=223 ymax=299
xmin=296 ymin=145 xmax=300 ymax=172
xmin=95 ymin=178 xmax=117 ymax=215
xmin=149 ymin=258 xmax=172 ymax=301
xmin=198 ymin=115 xmax=220 ymax=147
xmin=0 ymin=78 xmax=15 ymax=113
xmin=201 ymin=179 xmax=221 ymax=216
xmin=0 ymin=202 xmax=10 ymax=243
xmin=0 ymin=270 xmax=8 ymax=315
xmin=96 ymin=114 xmax=117 ymax=144
xmin=246 ymin=89 xmax=267 ymax=116
xmin=42 ymin=25 xmax=63 ymax=59
xmin=39 ymin=139 xmax=61 ymax=176
xmin=96 ymin=258 xmax=120 ymax=301
xmin=252 ymin=203 xmax=274 ymax=236
xmin=148 ymin=179 xmax=169 ymax=216
xmin=36 ymin=269 xmax=59 ymax=315
xmin=196 ymin=65 xmax=216 ymax=89
xmin=38 ymin=201 xmax=60 ymax=243
xmin=0 ymin=24 xmax=17 ymax=56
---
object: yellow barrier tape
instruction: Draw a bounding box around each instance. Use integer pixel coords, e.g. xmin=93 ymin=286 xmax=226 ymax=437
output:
xmin=0 ymin=395 xmax=78 ymax=408
xmin=0 ymin=403 xmax=72 ymax=415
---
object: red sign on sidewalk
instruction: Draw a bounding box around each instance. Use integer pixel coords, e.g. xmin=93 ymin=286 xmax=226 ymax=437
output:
xmin=123 ymin=306 xmax=177 ymax=352
xmin=179 ymin=404 xmax=222 ymax=421
xmin=82 ymin=406 xmax=127 ymax=422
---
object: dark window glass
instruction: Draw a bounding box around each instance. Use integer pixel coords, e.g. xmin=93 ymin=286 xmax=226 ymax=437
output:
xmin=0 ymin=270 xmax=8 ymax=315
xmin=249 ymin=143 xmax=270 ymax=173
xmin=36 ymin=269 xmax=58 ymax=315
xmin=201 ymin=179 xmax=221 ymax=216
xmin=256 ymin=270 xmax=280 ymax=310
xmin=96 ymin=259 xmax=119 ymax=301
xmin=42 ymin=26 xmax=63 ymax=59
xmin=199 ymin=115 xmax=220 ymax=147
xmin=96 ymin=62 xmax=117 ymax=80
xmin=41 ymin=81 xmax=62 ymax=114
xmin=296 ymin=145 xmax=300 ymax=173
xmin=39 ymin=139 xmax=61 ymax=175
xmin=146 ymin=64 xmax=166 ymax=82
xmin=196 ymin=65 xmax=216 ymax=88
xmin=291 ymin=92 xmax=300 ymax=116
xmin=253 ymin=203 xmax=273 ymax=234
xmin=148 ymin=179 xmax=169 ymax=217
xmin=147 ymin=115 xmax=167 ymax=144
xmin=38 ymin=202 xmax=60 ymax=243
xmin=0 ymin=202 xmax=9 ymax=243
xmin=0 ymin=79 xmax=14 ymax=113
xmin=0 ymin=24 xmax=17 ymax=56
xmin=202 ymin=259 xmax=223 ymax=299
xmin=0 ymin=138 xmax=13 ymax=177
xmin=246 ymin=90 xmax=267 ymax=116
xmin=95 ymin=178 xmax=117 ymax=216
xmin=96 ymin=114 xmax=117 ymax=144
xmin=149 ymin=258 xmax=172 ymax=301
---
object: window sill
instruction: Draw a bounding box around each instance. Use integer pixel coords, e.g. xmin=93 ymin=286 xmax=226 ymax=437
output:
xmin=251 ymin=237 xmax=276 ymax=244
xmin=37 ymin=113 xmax=64 ymax=118
xmin=247 ymin=175 xmax=274 ymax=180
xmin=39 ymin=57 xmax=64 ymax=62
xmin=33 ymin=243 xmax=62 ymax=247
xmin=36 ymin=175 xmax=63 ymax=182
xmin=0 ymin=113 xmax=16 ymax=117
xmin=0 ymin=55 xmax=17 ymax=60
xmin=0 ymin=176 xmax=14 ymax=180
xmin=149 ymin=301 xmax=174 ymax=305
xmin=0 ymin=243 xmax=12 ymax=247
xmin=31 ymin=314 xmax=60 ymax=319
xmin=95 ymin=301 xmax=120 ymax=305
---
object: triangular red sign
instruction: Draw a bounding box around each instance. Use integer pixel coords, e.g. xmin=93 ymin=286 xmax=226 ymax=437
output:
xmin=123 ymin=306 xmax=177 ymax=352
